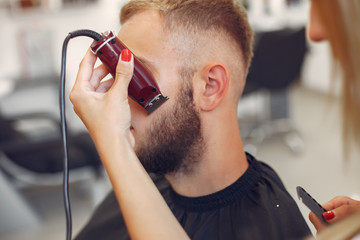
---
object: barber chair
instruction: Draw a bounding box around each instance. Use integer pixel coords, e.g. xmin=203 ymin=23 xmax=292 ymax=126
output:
xmin=238 ymin=27 xmax=307 ymax=155
xmin=0 ymin=111 xmax=101 ymax=186
xmin=0 ymin=109 xmax=103 ymax=234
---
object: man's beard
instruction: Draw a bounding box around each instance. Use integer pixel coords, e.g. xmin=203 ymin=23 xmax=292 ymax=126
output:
xmin=135 ymin=78 xmax=203 ymax=176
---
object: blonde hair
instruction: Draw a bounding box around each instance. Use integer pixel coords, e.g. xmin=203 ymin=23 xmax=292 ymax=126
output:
xmin=120 ymin=0 xmax=254 ymax=73
xmin=313 ymin=0 xmax=360 ymax=149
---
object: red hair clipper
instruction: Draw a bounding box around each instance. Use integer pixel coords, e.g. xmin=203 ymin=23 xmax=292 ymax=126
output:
xmin=91 ymin=31 xmax=168 ymax=114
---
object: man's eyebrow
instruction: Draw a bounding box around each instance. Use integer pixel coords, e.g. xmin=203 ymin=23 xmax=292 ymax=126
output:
xmin=136 ymin=56 xmax=158 ymax=76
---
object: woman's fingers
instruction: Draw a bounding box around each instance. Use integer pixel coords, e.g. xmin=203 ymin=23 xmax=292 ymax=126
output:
xmin=74 ymin=48 xmax=98 ymax=90
xmin=309 ymin=212 xmax=327 ymax=232
xmin=324 ymin=204 xmax=360 ymax=223
xmin=109 ymin=49 xmax=134 ymax=97
xmin=309 ymin=196 xmax=360 ymax=233
xmin=91 ymin=64 xmax=110 ymax=89
xmin=74 ymin=48 xmax=133 ymax=96
xmin=322 ymin=196 xmax=360 ymax=210
xmin=96 ymin=79 xmax=115 ymax=93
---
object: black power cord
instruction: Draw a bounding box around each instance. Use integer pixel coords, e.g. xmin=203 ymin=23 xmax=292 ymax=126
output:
xmin=60 ymin=29 xmax=102 ymax=240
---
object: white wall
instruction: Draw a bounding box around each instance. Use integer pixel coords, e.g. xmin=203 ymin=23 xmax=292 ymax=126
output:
xmin=301 ymin=41 xmax=341 ymax=95
xmin=0 ymin=0 xmax=125 ymax=87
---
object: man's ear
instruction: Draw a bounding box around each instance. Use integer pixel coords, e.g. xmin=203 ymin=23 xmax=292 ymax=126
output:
xmin=197 ymin=63 xmax=230 ymax=112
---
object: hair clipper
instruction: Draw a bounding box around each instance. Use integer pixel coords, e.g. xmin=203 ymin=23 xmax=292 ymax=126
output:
xmin=90 ymin=31 xmax=168 ymax=114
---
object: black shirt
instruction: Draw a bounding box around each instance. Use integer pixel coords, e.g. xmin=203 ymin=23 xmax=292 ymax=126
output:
xmin=75 ymin=153 xmax=311 ymax=240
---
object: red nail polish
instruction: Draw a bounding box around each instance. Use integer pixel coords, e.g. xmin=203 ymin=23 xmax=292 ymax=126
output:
xmin=121 ymin=49 xmax=131 ymax=62
xmin=322 ymin=211 xmax=335 ymax=221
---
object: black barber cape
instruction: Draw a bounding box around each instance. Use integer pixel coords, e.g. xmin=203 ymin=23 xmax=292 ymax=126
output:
xmin=75 ymin=153 xmax=311 ymax=240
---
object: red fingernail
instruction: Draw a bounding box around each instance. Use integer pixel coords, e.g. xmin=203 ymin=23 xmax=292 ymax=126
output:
xmin=121 ymin=49 xmax=131 ymax=62
xmin=322 ymin=211 xmax=335 ymax=221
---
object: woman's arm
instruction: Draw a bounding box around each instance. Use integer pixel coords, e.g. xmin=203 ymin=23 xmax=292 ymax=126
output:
xmin=70 ymin=48 xmax=189 ymax=240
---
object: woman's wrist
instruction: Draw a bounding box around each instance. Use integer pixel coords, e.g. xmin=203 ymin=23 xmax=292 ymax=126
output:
xmin=91 ymin=128 xmax=136 ymax=168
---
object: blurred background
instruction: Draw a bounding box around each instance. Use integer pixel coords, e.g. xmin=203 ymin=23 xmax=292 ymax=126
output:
xmin=0 ymin=0 xmax=359 ymax=239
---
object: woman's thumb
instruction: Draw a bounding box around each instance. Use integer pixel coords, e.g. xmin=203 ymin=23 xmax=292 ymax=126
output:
xmin=111 ymin=49 xmax=134 ymax=95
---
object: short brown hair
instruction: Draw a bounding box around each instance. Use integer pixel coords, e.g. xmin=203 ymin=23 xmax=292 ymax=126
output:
xmin=120 ymin=0 xmax=253 ymax=71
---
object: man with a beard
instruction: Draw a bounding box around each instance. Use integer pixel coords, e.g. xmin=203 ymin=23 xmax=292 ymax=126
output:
xmin=70 ymin=0 xmax=311 ymax=239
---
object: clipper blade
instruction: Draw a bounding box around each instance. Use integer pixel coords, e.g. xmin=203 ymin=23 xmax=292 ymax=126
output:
xmin=145 ymin=94 xmax=169 ymax=115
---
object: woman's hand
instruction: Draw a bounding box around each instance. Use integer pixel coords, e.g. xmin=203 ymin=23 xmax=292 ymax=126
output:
xmin=69 ymin=48 xmax=135 ymax=149
xmin=309 ymin=196 xmax=360 ymax=233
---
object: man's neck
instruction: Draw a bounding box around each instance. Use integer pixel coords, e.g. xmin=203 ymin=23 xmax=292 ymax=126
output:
xmin=165 ymin=113 xmax=249 ymax=197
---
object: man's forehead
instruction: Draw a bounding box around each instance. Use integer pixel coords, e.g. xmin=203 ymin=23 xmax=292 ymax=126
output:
xmin=118 ymin=10 xmax=165 ymax=56
xmin=122 ymin=9 xmax=163 ymax=24
xmin=119 ymin=10 xmax=163 ymax=38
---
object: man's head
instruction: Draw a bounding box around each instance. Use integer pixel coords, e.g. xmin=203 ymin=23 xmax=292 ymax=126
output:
xmin=121 ymin=0 xmax=253 ymax=81
xmin=118 ymin=0 xmax=253 ymax=175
